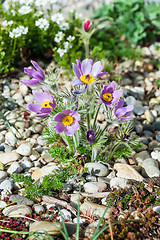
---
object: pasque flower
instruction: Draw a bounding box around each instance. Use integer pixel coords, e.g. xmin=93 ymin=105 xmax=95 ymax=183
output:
xmin=122 ymin=133 xmax=131 ymax=141
xmin=72 ymin=59 xmax=107 ymax=94
xmin=114 ymin=98 xmax=135 ymax=120
xmin=100 ymin=82 xmax=122 ymax=106
xmin=21 ymin=60 xmax=45 ymax=86
xmin=87 ymin=130 xmax=96 ymax=143
xmin=83 ymin=20 xmax=92 ymax=32
xmin=54 ymin=109 xmax=80 ymax=136
xmin=27 ymin=88 xmax=56 ymax=117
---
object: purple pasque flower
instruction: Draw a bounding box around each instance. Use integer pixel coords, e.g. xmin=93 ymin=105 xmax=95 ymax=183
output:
xmin=100 ymin=82 xmax=122 ymax=106
xmin=122 ymin=133 xmax=131 ymax=141
xmin=72 ymin=59 xmax=108 ymax=94
xmin=87 ymin=130 xmax=96 ymax=143
xmin=54 ymin=109 xmax=80 ymax=136
xmin=27 ymin=87 xmax=56 ymax=117
xmin=114 ymin=98 xmax=135 ymax=120
xmin=21 ymin=60 xmax=45 ymax=86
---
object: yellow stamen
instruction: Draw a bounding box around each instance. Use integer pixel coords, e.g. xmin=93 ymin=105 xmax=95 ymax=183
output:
xmin=62 ymin=115 xmax=73 ymax=126
xmin=102 ymin=92 xmax=113 ymax=102
xmin=80 ymin=73 xmax=94 ymax=84
xmin=41 ymin=100 xmax=53 ymax=109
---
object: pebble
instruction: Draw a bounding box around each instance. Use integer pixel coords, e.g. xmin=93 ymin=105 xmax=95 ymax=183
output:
xmin=85 ymin=162 xmax=109 ymax=177
xmin=152 ymin=206 xmax=160 ymax=214
xmin=0 ymin=179 xmax=13 ymax=190
xmin=2 ymin=204 xmax=32 ymax=217
xmin=142 ymin=158 xmax=160 ymax=177
xmin=133 ymin=105 xmax=145 ymax=115
xmin=20 ymin=159 xmax=33 ymax=169
xmin=114 ymin=163 xmax=144 ymax=181
xmin=156 ymin=132 xmax=160 ymax=142
xmin=0 ymin=151 xmax=20 ymax=164
xmin=33 ymin=204 xmax=45 ymax=214
xmin=144 ymin=110 xmax=155 ymax=123
xmin=83 ymin=182 xmax=107 ymax=193
xmin=29 ymin=221 xmax=62 ymax=237
xmin=16 ymin=143 xmax=32 ymax=156
xmin=0 ymin=200 xmax=7 ymax=208
xmin=31 ymin=163 xmax=58 ymax=181
xmin=110 ymin=177 xmax=132 ymax=189
xmin=30 ymin=150 xmax=40 ymax=161
xmin=7 ymin=162 xmax=23 ymax=175
xmin=151 ymin=149 xmax=160 ymax=161
xmin=9 ymin=195 xmax=34 ymax=205
xmin=80 ymin=202 xmax=111 ymax=219
xmin=62 ymin=183 xmax=73 ymax=192
xmin=134 ymin=151 xmax=150 ymax=164
xmin=57 ymin=209 xmax=72 ymax=222
xmin=0 ymin=170 xmax=7 ymax=180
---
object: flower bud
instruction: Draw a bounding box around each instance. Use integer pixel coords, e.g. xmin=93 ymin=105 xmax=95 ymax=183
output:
xmin=83 ymin=20 xmax=92 ymax=32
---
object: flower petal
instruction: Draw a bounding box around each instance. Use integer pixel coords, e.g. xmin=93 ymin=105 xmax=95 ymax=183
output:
xmin=97 ymin=71 xmax=108 ymax=77
xmin=65 ymin=121 xmax=79 ymax=136
xmin=33 ymin=113 xmax=49 ymax=117
xmin=115 ymin=98 xmax=124 ymax=110
xmin=56 ymin=122 xmax=65 ymax=133
xmin=91 ymin=61 xmax=101 ymax=76
xmin=112 ymin=90 xmax=122 ymax=104
xmin=81 ymin=59 xmax=92 ymax=74
xmin=54 ymin=112 xmax=66 ymax=122
xmin=71 ymin=111 xmax=81 ymax=121
xmin=20 ymin=79 xmax=41 ymax=86
xmin=32 ymin=90 xmax=47 ymax=103
xmin=73 ymin=85 xmax=87 ymax=94
xmin=31 ymin=60 xmax=45 ymax=79
xmin=72 ymin=78 xmax=83 ymax=86
xmin=40 ymin=108 xmax=52 ymax=113
xmin=27 ymin=103 xmax=41 ymax=113
xmin=106 ymin=82 xmax=116 ymax=93
xmin=43 ymin=87 xmax=54 ymax=102
xmin=72 ymin=63 xmax=82 ymax=79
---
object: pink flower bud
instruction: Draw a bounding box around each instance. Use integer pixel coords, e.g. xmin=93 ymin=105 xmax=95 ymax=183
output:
xmin=83 ymin=20 xmax=92 ymax=32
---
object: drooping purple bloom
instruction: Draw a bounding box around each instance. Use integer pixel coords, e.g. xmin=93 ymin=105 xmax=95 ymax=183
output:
xmin=21 ymin=60 xmax=45 ymax=86
xmin=122 ymin=133 xmax=131 ymax=141
xmin=100 ymin=82 xmax=122 ymax=106
xmin=72 ymin=59 xmax=108 ymax=94
xmin=27 ymin=87 xmax=56 ymax=117
xmin=87 ymin=130 xmax=96 ymax=143
xmin=54 ymin=109 xmax=80 ymax=136
xmin=114 ymin=98 xmax=135 ymax=120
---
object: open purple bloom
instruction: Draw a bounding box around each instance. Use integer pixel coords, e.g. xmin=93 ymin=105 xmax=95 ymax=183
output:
xmin=114 ymin=98 xmax=135 ymax=120
xmin=87 ymin=130 xmax=96 ymax=143
xmin=21 ymin=60 xmax=45 ymax=86
xmin=122 ymin=133 xmax=131 ymax=141
xmin=54 ymin=109 xmax=80 ymax=136
xmin=27 ymin=87 xmax=56 ymax=117
xmin=72 ymin=59 xmax=108 ymax=94
xmin=100 ymin=82 xmax=122 ymax=106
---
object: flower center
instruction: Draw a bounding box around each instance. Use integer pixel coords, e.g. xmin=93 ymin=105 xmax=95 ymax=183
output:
xmin=41 ymin=100 xmax=53 ymax=109
xmin=80 ymin=73 xmax=94 ymax=84
xmin=102 ymin=92 xmax=113 ymax=102
xmin=62 ymin=115 xmax=74 ymax=126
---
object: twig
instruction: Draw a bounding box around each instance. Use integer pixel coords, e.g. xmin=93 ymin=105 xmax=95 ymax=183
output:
xmin=6 ymin=215 xmax=39 ymax=222
xmin=42 ymin=195 xmax=77 ymax=216
xmin=108 ymin=218 xmax=113 ymax=240
xmin=80 ymin=192 xmax=110 ymax=198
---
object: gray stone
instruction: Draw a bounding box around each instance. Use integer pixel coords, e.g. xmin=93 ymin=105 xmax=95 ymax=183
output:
xmin=110 ymin=177 xmax=132 ymax=189
xmin=153 ymin=121 xmax=160 ymax=131
xmin=135 ymin=124 xmax=143 ymax=134
xmin=143 ymin=130 xmax=153 ymax=136
xmin=0 ymin=170 xmax=7 ymax=180
xmin=149 ymin=140 xmax=160 ymax=150
xmin=58 ymin=209 xmax=72 ymax=222
xmin=134 ymin=151 xmax=150 ymax=164
xmin=5 ymin=132 xmax=17 ymax=147
xmin=16 ymin=143 xmax=32 ymax=156
xmin=139 ymin=137 xmax=149 ymax=145
xmin=126 ymin=96 xmax=137 ymax=106
xmin=29 ymin=221 xmax=62 ymax=237
xmin=151 ymin=148 xmax=160 ymax=161
xmin=156 ymin=132 xmax=160 ymax=142
xmin=85 ymin=162 xmax=108 ymax=177
xmin=9 ymin=195 xmax=33 ymax=205
xmin=153 ymin=206 xmax=160 ymax=214
xmin=7 ymin=162 xmax=23 ymax=175
xmin=30 ymin=150 xmax=40 ymax=161
xmin=80 ymin=202 xmax=111 ymax=219
xmin=62 ymin=183 xmax=72 ymax=192
xmin=20 ymin=159 xmax=33 ymax=169
xmin=133 ymin=105 xmax=144 ymax=115
xmin=2 ymin=204 xmax=32 ymax=217
xmin=86 ymin=175 xmax=97 ymax=182
xmin=33 ymin=204 xmax=45 ymax=214
xmin=0 ymin=200 xmax=7 ymax=208
xmin=83 ymin=182 xmax=107 ymax=193
xmin=0 ymin=179 xmax=13 ymax=190
xmin=142 ymin=158 xmax=160 ymax=178
xmin=37 ymin=136 xmax=48 ymax=146
xmin=144 ymin=110 xmax=155 ymax=123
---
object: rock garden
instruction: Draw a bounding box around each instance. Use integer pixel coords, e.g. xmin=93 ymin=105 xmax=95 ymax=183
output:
xmin=0 ymin=0 xmax=160 ymax=239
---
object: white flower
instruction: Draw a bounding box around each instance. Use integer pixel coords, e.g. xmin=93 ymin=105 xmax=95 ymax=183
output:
xmin=57 ymin=48 xmax=67 ymax=57
xmin=19 ymin=0 xmax=34 ymax=4
xmin=67 ymin=35 xmax=75 ymax=42
xmin=60 ymin=22 xmax=69 ymax=31
xmin=35 ymin=0 xmax=54 ymax=8
xmin=35 ymin=18 xmax=49 ymax=30
xmin=75 ymin=12 xmax=83 ymax=19
xmin=9 ymin=26 xmax=28 ymax=38
xmin=54 ymin=31 xmax=64 ymax=43
xmin=51 ymin=13 xmax=64 ymax=25
xmin=11 ymin=10 xmax=16 ymax=16
xmin=2 ymin=20 xmax=13 ymax=27
xmin=18 ymin=6 xmax=32 ymax=15
xmin=63 ymin=41 xmax=72 ymax=50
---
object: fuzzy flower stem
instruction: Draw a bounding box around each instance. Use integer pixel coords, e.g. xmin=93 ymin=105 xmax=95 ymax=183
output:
xmin=84 ymin=39 xmax=89 ymax=58
xmin=72 ymin=134 xmax=78 ymax=150
xmin=91 ymin=145 xmax=98 ymax=162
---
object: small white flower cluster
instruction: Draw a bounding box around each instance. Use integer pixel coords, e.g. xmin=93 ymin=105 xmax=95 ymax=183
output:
xmin=60 ymin=22 xmax=69 ymax=31
xmin=9 ymin=25 xmax=28 ymax=38
xmin=67 ymin=35 xmax=75 ymax=42
xmin=18 ymin=5 xmax=32 ymax=15
xmin=63 ymin=41 xmax=72 ymax=50
xmin=35 ymin=18 xmax=49 ymax=31
xmin=19 ymin=0 xmax=34 ymax=5
xmin=54 ymin=31 xmax=64 ymax=43
xmin=51 ymin=13 xmax=64 ymax=25
xmin=57 ymin=48 xmax=67 ymax=57
xmin=2 ymin=20 xmax=13 ymax=27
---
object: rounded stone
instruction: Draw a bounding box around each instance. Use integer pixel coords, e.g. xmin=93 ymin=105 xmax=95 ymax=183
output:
xmin=133 ymin=105 xmax=144 ymax=115
xmin=110 ymin=177 xmax=132 ymax=189
xmin=156 ymin=132 xmax=160 ymax=142
xmin=0 ymin=179 xmax=13 ymax=190
xmin=7 ymin=162 xmax=23 ymax=175
xmin=142 ymin=158 xmax=160 ymax=178
xmin=134 ymin=151 xmax=150 ymax=164
xmin=83 ymin=182 xmax=107 ymax=193
xmin=33 ymin=204 xmax=45 ymax=214
xmin=85 ymin=162 xmax=109 ymax=177
xmin=0 ymin=170 xmax=7 ymax=180
xmin=144 ymin=110 xmax=155 ymax=123
xmin=20 ymin=159 xmax=33 ymax=169
xmin=0 ymin=151 xmax=20 ymax=164
xmin=2 ymin=204 xmax=32 ymax=217
xmin=0 ymin=201 xmax=7 ymax=208
xmin=16 ymin=143 xmax=32 ymax=156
